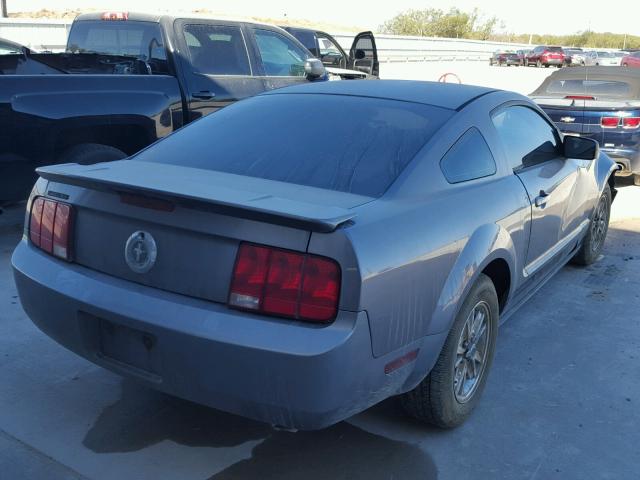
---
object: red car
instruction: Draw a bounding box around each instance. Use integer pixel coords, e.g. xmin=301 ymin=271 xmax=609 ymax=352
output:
xmin=526 ymin=46 xmax=565 ymax=67
xmin=622 ymin=51 xmax=640 ymax=68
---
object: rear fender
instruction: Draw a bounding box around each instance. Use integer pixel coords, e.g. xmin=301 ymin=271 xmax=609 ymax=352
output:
xmin=426 ymin=223 xmax=516 ymax=336
xmin=595 ymin=152 xmax=618 ymax=200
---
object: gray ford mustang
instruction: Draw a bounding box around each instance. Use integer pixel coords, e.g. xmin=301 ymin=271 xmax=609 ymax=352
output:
xmin=12 ymin=80 xmax=617 ymax=430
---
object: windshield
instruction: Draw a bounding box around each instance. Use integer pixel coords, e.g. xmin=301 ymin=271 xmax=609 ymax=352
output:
xmin=545 ymin=79 xmax=631 ymax=97
xmin=136 ymin=94 xmax=453 ymax=197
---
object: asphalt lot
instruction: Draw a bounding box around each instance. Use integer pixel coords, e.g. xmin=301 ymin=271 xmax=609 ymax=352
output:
xmin=1 ymin=63 xmax=640 ymax=480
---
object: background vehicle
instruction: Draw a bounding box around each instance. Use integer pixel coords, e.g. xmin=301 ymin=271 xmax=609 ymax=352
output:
xmin=530 ymin=66 xmax=640 ymax=185
xmin=282 ymin=27 xmax=378 ymax=78
xmin=516 ymin=49 xmax=529 ymax=66
xmin=0 ymin=12 xmax=328 ymax=205
xmin=585 ymin=51 xmax=620 ymax=66
xmin=13 ymin=80 xmax=616 ymax=431
xmin=526 ymin=46 xmax=565 ymax=67
xmin=563 ymin=48 xmax=585 ymax=66
xmin=489 ymin=51 xmax=519 ymax=66
xmin=0 ymin=37 xmax=28 ymax=55
xmin=622 ymin=51 xmax=640 ymax=68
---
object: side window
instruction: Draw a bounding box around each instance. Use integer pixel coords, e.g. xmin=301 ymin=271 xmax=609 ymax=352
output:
xmin=254 ymin=29 xmax=308 ymax=77
xmin=183 ymin=24 xmax=251 ymax=76
xmin=492 ymin=106 xmax=561 ymax=170
xmin=440 ymin=128 xmax=497 ymax=184
xmin=317 ymin=33 xmax=345 ymax=67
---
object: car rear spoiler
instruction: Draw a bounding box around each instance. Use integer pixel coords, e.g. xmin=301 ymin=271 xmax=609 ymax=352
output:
xmin=36 ymin=161 xmax=360 ymax=233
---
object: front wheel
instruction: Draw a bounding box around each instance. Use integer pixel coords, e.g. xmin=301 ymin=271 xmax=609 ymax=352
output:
xmin=572 ymin=184 xmax=612 ymax=265
xmin=401 ymin=274 xmax=499 ymax=428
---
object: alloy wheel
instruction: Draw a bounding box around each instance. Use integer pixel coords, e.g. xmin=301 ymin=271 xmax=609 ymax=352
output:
xmin=453 ymin=301 xmax=491 ymax=403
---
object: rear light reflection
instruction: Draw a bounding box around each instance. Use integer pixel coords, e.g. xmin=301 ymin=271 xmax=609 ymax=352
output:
xmin=29 ymin=197 xmax=74 ymax=261
xmin=229 ymin=243 xmax=341 ymax=323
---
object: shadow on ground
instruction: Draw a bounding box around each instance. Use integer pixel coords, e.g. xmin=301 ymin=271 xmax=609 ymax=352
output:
xmin=83 ymin=380 xmax=438 ymax=480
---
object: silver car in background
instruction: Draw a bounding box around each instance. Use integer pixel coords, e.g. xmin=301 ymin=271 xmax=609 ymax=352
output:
xmin=585 ymin=51 xmax=621 ymax=66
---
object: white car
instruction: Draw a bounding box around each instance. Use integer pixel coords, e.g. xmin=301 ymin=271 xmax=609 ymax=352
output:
xmin=585 ymin=51 xmax=620 ymax=66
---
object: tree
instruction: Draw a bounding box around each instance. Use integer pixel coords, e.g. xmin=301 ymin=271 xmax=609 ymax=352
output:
xmin=380 ymin=8 xmax=498 ymax=40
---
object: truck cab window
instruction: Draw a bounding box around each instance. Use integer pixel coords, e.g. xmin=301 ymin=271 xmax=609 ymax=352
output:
xmin=183 ymin=24 xmax=251 ymax=76
xmin=254 ymin=29 xmax=308 ymax=77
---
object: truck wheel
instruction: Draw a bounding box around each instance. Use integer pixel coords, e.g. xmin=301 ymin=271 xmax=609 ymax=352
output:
xmin=400 ymin=274 xmax=499 ymax=429
xmin=59 ymin=143 xmax=127 ymax=166
xmin=572 ymin=184 xmax=611 ymax=266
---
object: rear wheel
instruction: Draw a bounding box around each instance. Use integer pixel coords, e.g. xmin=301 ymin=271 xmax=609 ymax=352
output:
xmin=536 ymin=60 xmax=542 ymax=68
xmin=634 ymin=175 xmax=640 ymax=186
xmin=401 ymin=274 xmax=499 ymax=428
xmin=572 ymin=184 xmax=612 ymax=265
xmin=59 ymin=143 xmax=127 ymax=165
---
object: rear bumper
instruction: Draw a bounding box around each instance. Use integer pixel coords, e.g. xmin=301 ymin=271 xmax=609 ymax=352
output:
xmin=12 ymin=240 xmax=444 ymax=430
xmin=602 ymin=147 xmax=640 ymax=176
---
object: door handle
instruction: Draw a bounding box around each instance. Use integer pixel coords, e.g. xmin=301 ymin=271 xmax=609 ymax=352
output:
xmin=192 ymin=91 xmax=214 ymax=100
xmin=534 ymin=190 xmax=549 ymax=208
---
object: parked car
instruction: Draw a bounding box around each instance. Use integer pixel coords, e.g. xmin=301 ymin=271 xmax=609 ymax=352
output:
xmin=622 ymin=51 xmax=640 ymax=68
xmin=584 ymin=51 xmax=620 ymax=66
xmin=0 ymin=37 xmax=28 ymax=55
xmin=282 ymin=27 xmax=378 ymax=78
xmin=530 ymin=66 xmax=640 ymax=185
xmin=526 ymin=46 xmax=565 ymax=67
xmin=563 ymin=48 xmax=585 ymax=66
xmin=489 ymin=51 xmax=519 ymax=66
xmin=516 ymin=49 xmax=530 ymax=66
xmin=0 ymin=12 xmax=330 ymax=205
xmin=13 ymin=80 xmax=617 ymax=430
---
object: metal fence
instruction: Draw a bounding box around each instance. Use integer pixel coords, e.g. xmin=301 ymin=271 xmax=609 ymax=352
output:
xmin=0 ymin=18 xmax=532 ymax=60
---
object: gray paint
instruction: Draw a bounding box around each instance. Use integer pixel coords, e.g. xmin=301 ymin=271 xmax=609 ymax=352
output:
xmin=12 ymin=81 xmax=617 ymax=429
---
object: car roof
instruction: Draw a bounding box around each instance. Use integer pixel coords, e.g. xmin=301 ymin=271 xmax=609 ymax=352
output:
xmin=261 ymin=80 xmax=497 ymax=111
xmin=531 ymin=66 xmax=640 ymax=98
xmin=74 ymin=12 xmax=277 ymax=28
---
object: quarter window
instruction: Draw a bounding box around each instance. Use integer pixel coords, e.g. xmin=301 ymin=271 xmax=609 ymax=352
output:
xmin=440 ymin=128 xmax=496 ymax=184
xmin=183 ymin=24 xmax=251 ymax=76
xmin=492 ymin=106 xmax=560 ymax=170
xmin=254 ymin=29 xmax=308 ymax=77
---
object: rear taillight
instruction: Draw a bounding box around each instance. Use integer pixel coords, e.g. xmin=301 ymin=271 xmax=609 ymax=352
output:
xmin=601 ymin=116 xmax=620 ymax=128
xmin=229 ymin=243 xmax=340 ymax=323
xmin=29 ymin=197 xmax=74 ymax=261
xmin=622 ymin=117 xmax=640 ymax=129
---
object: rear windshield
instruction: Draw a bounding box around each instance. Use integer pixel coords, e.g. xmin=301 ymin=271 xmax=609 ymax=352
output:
xmin=67 ymin=20 xmax=168 ymax=72
xmin=546 ymin=47 xmax=563 ymax=52
xmin=136 ymin=94 xmax=452 ymax=197
xmin=544 ymin=79 xmax=631 ymax=97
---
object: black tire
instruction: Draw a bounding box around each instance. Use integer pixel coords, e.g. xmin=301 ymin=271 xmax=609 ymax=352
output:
xmin=59 ymin=143 xmax=127 ymax=165
xmin=536 ymin=60 xmax=542 ymax=68
xmin=401 ymin=274 xmax=499 ymax=428
xmin=634 ymin=175 xmax=640 ymax=186
xmin=572 ymin=184 xmax=612 ymax=266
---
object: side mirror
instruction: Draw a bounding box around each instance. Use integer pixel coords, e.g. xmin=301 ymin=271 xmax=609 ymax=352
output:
xmin=304 ymin=58 xmax=326 ymax=79
xmin=354 ymin=49 xmax=366 ymax=60
xmin=563 ymin=135 xmax=599 ymax=161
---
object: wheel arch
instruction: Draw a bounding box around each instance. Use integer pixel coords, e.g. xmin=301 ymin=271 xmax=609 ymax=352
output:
xmin=427 ymin=223 xmax=516 ymax=336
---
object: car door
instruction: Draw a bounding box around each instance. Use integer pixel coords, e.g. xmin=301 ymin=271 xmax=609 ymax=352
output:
xmin=347 ymin=32 xmax=379 ymax=76
xmin=316 ymin=31 xmax=348 ymax=69
xmin=492 ymin=105 xmax=588 ymax=279
xmin=249 ymin=27 xmax=313 ymax=91
xmin=174 ymin=20 xmax=266 ymax=121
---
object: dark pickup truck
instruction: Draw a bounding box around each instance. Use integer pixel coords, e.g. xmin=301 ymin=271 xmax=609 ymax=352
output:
xmin=0 ymin=12 xmax=329 ymax=205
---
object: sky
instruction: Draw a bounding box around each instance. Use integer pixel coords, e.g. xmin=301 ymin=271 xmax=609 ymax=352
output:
xmin=13 ymin=0 xmax=640 ymax=36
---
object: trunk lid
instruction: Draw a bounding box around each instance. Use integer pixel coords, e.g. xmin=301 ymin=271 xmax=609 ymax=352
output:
xmin=531 ymin=96 xmax=586 ymax=135
xmin=38 ymin=160 xmax=370 ymax=304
